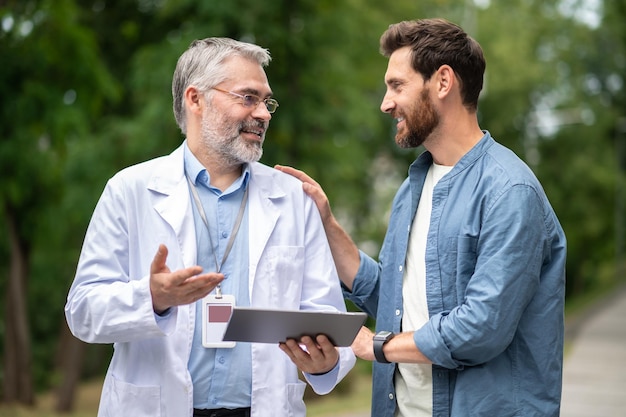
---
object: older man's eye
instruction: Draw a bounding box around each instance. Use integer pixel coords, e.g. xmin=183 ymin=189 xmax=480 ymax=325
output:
xmin=242 ymin=95 xmax=260 ymax=107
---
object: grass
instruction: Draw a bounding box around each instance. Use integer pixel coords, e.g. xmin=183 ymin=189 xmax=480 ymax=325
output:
xmin=305 ymin=363 xmax=372 ymax=416
xmin=0 ymin=378 xmax=103 ymax=417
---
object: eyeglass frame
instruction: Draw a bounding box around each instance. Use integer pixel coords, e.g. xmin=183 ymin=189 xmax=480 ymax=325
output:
xmin=211 ymin=87 xmax=279 ymax=113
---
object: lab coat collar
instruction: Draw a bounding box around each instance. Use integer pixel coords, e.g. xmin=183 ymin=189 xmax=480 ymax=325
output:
xmin=147 ymin=144 xmax=196 ymax=267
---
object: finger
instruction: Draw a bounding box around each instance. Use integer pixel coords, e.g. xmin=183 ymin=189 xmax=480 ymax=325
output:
xmin=301 ymin=182 xmax=325 ymax=197
xmin=150 ymin=244 xmax=169 ymax=275
xmin=183 ymin=271 xmax=222 ymax=285
xmin=182 ymin=272 xmax=224 ymax=298
xmin=279 ymin=340 xmax=306 ymax=364
xmin=300 ymin=335 xmax=323 ymax=352
xmin=162 ymin=266 xmax=206 ymax=290
xmin=300 ymin=335 xmax=338 ymax=374
xmin=315 ymin=334 xmax=337 ymax=353
xmin=278 ymin=342 xmax=296 ymax=360
xmin=296 ymin=336 xmax=318 ymax=359
xmin=275 ymin=165 xmax=320 ymax=187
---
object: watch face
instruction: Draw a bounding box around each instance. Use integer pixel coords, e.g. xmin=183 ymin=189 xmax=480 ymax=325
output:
xmin=375 ymin=331 xmax=393 ymax=340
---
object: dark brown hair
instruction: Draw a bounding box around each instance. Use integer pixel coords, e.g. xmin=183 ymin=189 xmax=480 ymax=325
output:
xmin=380 ymin=18 xmax=485 ymax=111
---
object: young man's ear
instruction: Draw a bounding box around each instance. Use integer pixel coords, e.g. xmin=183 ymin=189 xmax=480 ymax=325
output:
xmin=435 ymin=64 xmax=455 ymax=99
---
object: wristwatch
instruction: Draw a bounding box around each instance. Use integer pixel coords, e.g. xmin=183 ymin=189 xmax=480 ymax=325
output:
xmin=373 ymin=331 xmax=395 ymax=363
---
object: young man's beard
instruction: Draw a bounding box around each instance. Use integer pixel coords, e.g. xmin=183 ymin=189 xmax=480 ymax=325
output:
xmin=396 ymin=88 xmax=439 ymax=149
xmin=200 ymin=108 xmax=265 ymax=165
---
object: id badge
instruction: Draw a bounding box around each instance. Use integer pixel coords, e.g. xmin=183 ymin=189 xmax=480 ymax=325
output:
xmin=202 ymin=294 xmax=236 ymax=348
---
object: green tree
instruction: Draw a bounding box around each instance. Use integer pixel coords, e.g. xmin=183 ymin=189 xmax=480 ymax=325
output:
xmin=0 ymin=0 xmax=119 ymax=404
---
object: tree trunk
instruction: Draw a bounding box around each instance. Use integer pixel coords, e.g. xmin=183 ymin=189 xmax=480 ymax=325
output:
xmin=54 ymin=322 xmax=86 ymax=412
xmin=2 ymin=204 xmax=34 ymax=405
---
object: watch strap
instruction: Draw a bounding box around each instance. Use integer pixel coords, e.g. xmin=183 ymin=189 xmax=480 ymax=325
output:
xmin=373 ymin=331 xmax=393 ymax=363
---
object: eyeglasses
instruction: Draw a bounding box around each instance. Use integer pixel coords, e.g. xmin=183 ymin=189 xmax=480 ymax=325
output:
xmin=211 ymin=87 xmax=279 ymax=113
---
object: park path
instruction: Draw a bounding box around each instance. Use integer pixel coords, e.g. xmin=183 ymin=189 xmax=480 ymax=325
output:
xmin=560 ymin=285 xmax=626 ymax=417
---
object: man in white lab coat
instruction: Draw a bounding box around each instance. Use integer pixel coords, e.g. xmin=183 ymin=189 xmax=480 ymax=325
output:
xmin=65 ymin=37 xmax=355 ymax=417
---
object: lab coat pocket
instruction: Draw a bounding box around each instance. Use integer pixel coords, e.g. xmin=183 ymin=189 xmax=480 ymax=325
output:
xmin=286 ymin=381 xmax=306 ymax=417
xmin=107 ymin=375 xmax=161 ymax=417
xmin=260 ymin=246 xmax=304 ymax=308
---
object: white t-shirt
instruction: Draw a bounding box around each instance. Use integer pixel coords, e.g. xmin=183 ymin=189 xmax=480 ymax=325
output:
xmin=395 ymin=163 xmax=453 ymax=417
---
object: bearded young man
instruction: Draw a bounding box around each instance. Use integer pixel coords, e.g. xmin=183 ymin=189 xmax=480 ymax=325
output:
xmin=278 ymin=18 xmax=566 ymax=417
xmin=65 ymin=37 xmax=355 ymax=417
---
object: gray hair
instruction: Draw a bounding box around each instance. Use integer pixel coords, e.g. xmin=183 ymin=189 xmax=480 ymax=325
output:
xmin=172 ymin=37 xmax=271 ymax=133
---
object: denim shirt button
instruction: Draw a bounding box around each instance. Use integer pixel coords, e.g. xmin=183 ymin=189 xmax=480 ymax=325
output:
xmin=398 ymin=265 xmax=403 ymax=272
xmin=395 ymin=309 xmax=401 ymax=316
xmin=388 ymin=393 xmax=394 ymax=400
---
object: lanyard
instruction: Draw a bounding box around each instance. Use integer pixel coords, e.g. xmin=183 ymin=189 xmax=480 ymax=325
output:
xmin=186 ymin=175 xmax=249 ymax=298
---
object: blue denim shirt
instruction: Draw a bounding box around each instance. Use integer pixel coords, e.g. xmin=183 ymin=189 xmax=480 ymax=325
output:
xmin=345 ymin=132 xmax=566 ymax=417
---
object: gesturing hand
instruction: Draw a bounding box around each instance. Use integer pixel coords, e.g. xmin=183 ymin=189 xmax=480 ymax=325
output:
xmin=149 ymin=244 xmax=224 ymax=314
xmin=279 ymin=334 xmax=339 ymax=375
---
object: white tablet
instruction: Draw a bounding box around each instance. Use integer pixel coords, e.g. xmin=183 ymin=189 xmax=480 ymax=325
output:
xmin=222 ymin=307 xmax=367 ymax=347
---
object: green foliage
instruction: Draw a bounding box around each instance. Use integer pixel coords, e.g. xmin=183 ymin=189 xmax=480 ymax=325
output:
xmin=0 ymin=0 xmax=120 ymax=391
xmin=1 ymin=0 xmax=624 ymax=397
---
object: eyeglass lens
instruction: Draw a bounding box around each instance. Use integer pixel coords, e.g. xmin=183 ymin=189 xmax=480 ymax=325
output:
xmin=211 ymin=87 xmax=278 ymax=113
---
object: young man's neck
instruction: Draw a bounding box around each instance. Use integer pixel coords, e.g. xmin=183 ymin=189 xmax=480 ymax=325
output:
xmin=425 ymin=117 xmax=483 ymax=166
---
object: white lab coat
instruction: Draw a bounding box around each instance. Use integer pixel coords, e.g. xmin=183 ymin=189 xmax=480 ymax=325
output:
xmin=65 ymin=144 xmax=356 ymax=417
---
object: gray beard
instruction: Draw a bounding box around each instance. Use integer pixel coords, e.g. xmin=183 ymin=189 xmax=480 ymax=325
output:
xmin=200 ymin=118 xmax=264 ymax=165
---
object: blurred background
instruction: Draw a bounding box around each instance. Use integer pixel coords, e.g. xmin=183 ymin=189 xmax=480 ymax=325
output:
xmin=1 ymin=0 xmax=624 ymax=415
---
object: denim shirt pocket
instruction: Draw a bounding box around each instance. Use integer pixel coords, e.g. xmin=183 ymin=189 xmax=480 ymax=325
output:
xmin=457 ymin=236 xmax=478 ymax=304
xmin=441 ymin=236 xmax=478 ymax=305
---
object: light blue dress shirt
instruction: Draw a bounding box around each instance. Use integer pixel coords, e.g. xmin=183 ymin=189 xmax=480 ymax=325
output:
xmin=184 ymin=144 xmax=252 ymax=409
xmin=346 ymin=132 xmax=567 ymax=416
